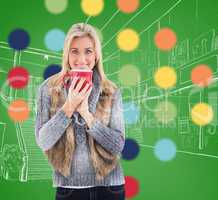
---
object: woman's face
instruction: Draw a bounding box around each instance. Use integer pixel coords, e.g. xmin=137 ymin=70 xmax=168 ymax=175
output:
xmin=68 ymin=36 xmax=96 ymax=71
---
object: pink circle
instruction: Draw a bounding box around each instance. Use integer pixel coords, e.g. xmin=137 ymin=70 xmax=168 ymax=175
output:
xmin=7 ymin=66 xmax=29 ymax=89
xmin=125 ymin=176 xmax=140 ymax=198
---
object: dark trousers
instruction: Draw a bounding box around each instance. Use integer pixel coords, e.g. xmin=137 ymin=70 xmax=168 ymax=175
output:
xmin=55 ymin=184 xmax=125 ymax=200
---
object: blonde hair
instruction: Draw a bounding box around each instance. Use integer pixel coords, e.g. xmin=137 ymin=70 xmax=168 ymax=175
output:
xmin=48 ymin=23 xmax=117 ymax=96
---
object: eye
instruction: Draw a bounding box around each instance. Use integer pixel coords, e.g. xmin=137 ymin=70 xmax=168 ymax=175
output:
xmin=70 ymin=49 xmax=78 ymax=55
xmin=86 ymin=49 xmax=93 ymax=54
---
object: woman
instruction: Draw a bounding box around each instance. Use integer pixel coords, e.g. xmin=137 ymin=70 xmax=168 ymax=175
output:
xmin=35 ymin=23 xmax=126 ymax=200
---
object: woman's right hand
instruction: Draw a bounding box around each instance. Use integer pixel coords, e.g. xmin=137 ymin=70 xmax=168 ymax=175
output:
xmin=62 ymin=76 xmax=91 ymax=118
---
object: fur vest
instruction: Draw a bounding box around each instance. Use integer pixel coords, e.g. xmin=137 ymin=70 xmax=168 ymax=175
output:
xmin=44 ymin=74 xmax=119 ymax=181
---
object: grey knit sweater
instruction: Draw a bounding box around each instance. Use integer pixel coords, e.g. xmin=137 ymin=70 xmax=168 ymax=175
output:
xmin=34 ymin=69 xmax=125 ymax=188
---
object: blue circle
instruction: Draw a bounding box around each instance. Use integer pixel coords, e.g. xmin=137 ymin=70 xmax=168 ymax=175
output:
xmin=122 ymin=138 xmax=139 ymax=160
xmin=123 ymin=102 xmax=139 ymax=124
xmin=44 ymin=29 xmax=65 ymax=51
xmin=154 ymin=138 xmax=176 ymax=161
xmin=8 ymin=29 xmax=30 ymax=50
xmin=43 ymin=64 xmax=61 ymax=80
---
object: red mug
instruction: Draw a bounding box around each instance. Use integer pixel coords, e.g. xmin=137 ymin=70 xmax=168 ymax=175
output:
xmin=63 ymin=69 xmax=93 ymax=92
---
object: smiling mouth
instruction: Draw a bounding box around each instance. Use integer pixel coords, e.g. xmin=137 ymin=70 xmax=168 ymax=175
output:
xmin=74 ymin=66 xmax=89 ymax=69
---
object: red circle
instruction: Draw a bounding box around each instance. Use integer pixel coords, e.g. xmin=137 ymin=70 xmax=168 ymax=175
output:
xmin=124 ymin=176 xmax=140 ymax=198
xmin=154 ymin=28 xmax=177 ymax=50
xmin=191 ymin=64 xmax=213 ymax=87
xmin=7 ymin=66 xmax=29 ymax=89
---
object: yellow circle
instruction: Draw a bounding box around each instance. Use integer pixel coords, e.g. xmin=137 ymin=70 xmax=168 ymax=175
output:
xmin=154 ymin=66 xmax=177 ymax=89
xmin=81 ymin=0 xmax=104 ymax=16
xmin=191 ymin=103 xmax=213 ymax=126
xmin=118 ymin=64 xmax=141 ymax=86
xmin=117 ymin=29 xmax=139 ymax=52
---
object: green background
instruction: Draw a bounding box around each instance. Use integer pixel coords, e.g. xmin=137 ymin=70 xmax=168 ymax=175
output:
xmin=0 ymin=0 xmax=218 ymax=199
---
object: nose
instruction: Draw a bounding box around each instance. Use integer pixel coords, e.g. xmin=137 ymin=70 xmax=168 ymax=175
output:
xmin=76 ymin=54 xmax=86 ymax=66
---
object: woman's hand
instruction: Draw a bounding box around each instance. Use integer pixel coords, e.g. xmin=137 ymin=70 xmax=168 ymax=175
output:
xmin=76 ymin=87 xmax=95 ymax=129
xmin=62 ymin=76 xmax=92 ymax=118
xmin=76 ymin=82 xmax=93 ymax=116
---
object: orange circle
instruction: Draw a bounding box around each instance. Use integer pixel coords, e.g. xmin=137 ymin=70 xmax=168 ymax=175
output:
xmin=191 ymin=64 xmax=213 ymax=87
xmin=117 ymin=0 xmax=139 ymax=13
xmin=8 ymin=100 xmax=29 ymax=122
xmin=154 ymin=28 xmax=177 ymax=50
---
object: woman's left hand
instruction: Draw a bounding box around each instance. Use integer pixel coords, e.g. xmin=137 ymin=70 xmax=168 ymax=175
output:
xmin=76 ymin=84 xmax=93 ymax=117
xmin=76 ymin=83 xmax=96 ymax=129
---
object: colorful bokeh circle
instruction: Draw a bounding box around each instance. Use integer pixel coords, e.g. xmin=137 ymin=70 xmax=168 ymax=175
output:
xmin=43 ymin=64 xmax=61 ymax=80
xmin=125 ymin=176 xmax=140 ymax=198
xmin=191 ymin=103 xmax=213 ymax=126
xmin=117 ymin=0 xmax=139 ymax=13
xmin=8 ymin=100 xmax=29 ymax=122
xmin=154 ymin=101 xmax=177 ymax=124
xmin=81 ymin=0 xmax=104 ymax=16
xmin=8 ymin=29 xmax=30 ymax=50
xmin=117 ymin=29 xmax=139 ymax=52
xmin=7 ymin=66 xmax=29 ymax=89
xmin=118 ymin=64 xmax=141 ymax=86
xmin=191 ymin=64 xmax=213 ymax=87
xmin=154 ymin=28 xmax=177 ymax=51
xmin=45 ymin=0 xmax=68 ymax=14
xmin=154 ymin=138 xmax=177 ymax=161
xmin=123 ymin=101 xmax=140 ymax=124
xmin=122 ymin=138 xmax=140 ymax=160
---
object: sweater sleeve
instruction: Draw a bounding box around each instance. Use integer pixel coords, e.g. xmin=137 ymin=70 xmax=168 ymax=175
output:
xmin=86 ymin=89 xmax=126 ymax=156
xmin=34 ymin=82 xmax=72 ymax=151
